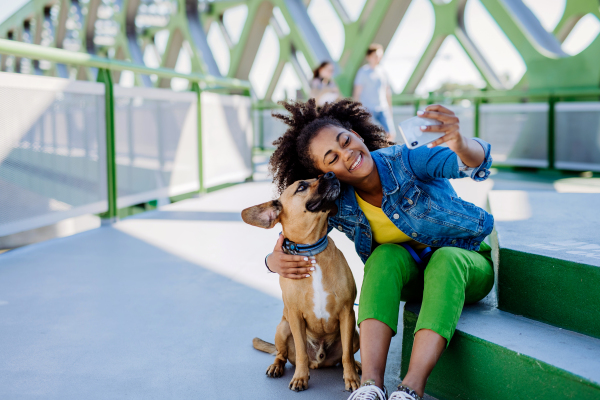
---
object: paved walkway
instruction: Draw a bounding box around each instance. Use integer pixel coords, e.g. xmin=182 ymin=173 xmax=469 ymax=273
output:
xmin=2 ymin=157 xmax=597 ymax=399
xmin=0 ymin=180 xmax=414 ymax=400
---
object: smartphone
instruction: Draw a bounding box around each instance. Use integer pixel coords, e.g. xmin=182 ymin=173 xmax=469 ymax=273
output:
xmin=398 ymin=116 xmax=444 ymax=149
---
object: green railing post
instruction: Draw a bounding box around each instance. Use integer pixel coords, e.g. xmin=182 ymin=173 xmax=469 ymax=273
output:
xmin=259 ymin=109 xmax=265 ymax=151
xmin=97 ymin=68 xmax=118 ymax=223
xmin=427 ymin=91 xmax=434 ymax=105
xmin=548 ymin=95 xmax=556 ymax=170
xmin=474 ymin=97 xmax=481 ymax=138
xmin=191 ymin=82 xmax=206 ymax=194
xmin=246 ymin=89 xmax=255 ymax=181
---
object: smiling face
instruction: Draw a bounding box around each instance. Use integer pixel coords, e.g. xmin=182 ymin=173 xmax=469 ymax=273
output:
xmin=308 ymin=125 xmax=376 ymax=185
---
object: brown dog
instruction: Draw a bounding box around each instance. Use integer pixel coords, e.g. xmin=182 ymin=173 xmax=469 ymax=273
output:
xmin=242 ymin=172 xmax=361 ymax=392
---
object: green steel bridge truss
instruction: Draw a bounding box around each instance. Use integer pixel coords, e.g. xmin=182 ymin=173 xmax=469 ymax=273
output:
xmin=1 ymin=0 xmax=599 ymax=103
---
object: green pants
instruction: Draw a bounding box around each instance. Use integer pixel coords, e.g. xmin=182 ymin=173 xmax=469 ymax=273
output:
xmin=357 ymin=242 xmax=494 ymax=348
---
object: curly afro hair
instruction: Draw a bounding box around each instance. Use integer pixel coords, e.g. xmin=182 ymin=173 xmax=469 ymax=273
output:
xmin=269 ymin=98 xmax=392 ymax=194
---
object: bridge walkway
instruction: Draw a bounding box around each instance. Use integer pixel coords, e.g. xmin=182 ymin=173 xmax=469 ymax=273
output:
xmin=0 ymin=177 xmax=419 ymax=399
xmin=2 ymin=160 xmax=599 ymax=399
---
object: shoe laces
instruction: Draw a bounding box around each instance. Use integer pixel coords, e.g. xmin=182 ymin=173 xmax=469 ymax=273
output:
xmin=389 ymin=391 xmax=417 ymax=400
xmin=389 ymin=384 xmax=423 ymax=400
xmin=346 ymin=382 xmax=387 ymax=400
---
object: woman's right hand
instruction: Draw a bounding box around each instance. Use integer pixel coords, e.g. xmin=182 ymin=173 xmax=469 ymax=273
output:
xmin=266 ymin=234 xmax=316 ymax=279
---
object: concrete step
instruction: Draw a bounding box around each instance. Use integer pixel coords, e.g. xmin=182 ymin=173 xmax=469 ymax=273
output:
xmin=489 ymin=191 xmax=600 ymax=338
xmin=402 ymin=302 xmax=600 ymax=400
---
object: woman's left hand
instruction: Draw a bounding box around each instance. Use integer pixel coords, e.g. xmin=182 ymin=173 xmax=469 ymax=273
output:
xmin=417 ymin=104 xmax=467 ymax=153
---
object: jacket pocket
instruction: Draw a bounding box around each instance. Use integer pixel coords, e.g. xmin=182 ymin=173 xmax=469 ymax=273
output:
xmin=426 ymin=198 xmax=483 ymax=235
xmin=406 ymin=190 xmax=483 ymax=235
xmin=401 ymin=184 xmax=430 ymax=218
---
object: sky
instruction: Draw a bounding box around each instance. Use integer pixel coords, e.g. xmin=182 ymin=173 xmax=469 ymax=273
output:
xmin=1 ymin=0 xmax=599 ymax=98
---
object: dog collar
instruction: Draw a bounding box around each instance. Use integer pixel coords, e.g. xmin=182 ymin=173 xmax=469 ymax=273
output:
xmin=282 ymin=234 xmax=329 ymax=256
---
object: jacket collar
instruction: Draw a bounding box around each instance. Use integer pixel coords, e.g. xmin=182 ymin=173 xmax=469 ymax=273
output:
xmin=371 ymin=150 xmax=400 ymax=196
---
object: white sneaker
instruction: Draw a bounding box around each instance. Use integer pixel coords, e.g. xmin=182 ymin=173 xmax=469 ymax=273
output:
xmin=347 ymin=380 xmax=388 ymax=400
xmin=388 ymin=384 xmax=423 ymax=400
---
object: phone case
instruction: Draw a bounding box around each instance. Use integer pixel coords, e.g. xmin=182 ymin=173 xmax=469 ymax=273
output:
xmin=398 ymin=116 xmax=444 ymax=149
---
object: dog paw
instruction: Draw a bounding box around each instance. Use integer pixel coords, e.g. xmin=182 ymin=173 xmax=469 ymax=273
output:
xmin=343 ymin=371 xmax=361 ymax=392
xmin=266 ymin=362 xmax=284 ymax=378
xmin=289 ymin=375 xmax=309 ymax=392
xmin=354 ymin=360 xmax=362 ymax=375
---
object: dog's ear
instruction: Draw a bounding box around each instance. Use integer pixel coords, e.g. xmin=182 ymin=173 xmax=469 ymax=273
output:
xmin=241 ymin=200 xmax=282 ymax=229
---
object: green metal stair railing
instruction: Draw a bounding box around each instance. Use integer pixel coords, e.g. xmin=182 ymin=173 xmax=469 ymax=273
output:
xmin=0 ymin=38 xmax=253 ymax=223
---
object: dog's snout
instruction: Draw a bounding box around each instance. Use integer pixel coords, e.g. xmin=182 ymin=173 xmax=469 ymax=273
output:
xmin=323 ymin=172 xmax=335 ymax=180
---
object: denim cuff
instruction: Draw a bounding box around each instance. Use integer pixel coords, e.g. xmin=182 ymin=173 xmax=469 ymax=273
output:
xmin=458 ymin=138 xmax=492 ymax=182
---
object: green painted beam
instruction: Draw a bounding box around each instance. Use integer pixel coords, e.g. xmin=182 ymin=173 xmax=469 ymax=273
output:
xmin=335 ymin=0 xmax=399 ymax=96
xmin=3 ymin=0 xmax=600 ymax=114
xmin=554 ymin=0 xmax=599 ymax=42
xmin=0 ymin=0 xmax=600 ymax=102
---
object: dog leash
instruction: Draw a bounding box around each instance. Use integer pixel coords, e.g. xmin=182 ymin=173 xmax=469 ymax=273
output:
xmin=398 ymin=243 xmax=435 ymax=270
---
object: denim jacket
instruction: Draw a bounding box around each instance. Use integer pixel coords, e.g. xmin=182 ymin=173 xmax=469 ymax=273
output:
xmin=328 ymin=138 xmax=494 ymax=264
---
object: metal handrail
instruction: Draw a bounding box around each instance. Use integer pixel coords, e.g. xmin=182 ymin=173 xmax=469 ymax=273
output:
xmin=253 ymin=89 xmax=600 ymax=173
xmin=0 ymin=39 xmax=251 ymax=90
xmin=251 ymin=86 xmax=600 ymax=111
xmin=391 ymin=88 xmax=600 ymax=104
xmin=0 ymin=38 xmax=254 ymax=223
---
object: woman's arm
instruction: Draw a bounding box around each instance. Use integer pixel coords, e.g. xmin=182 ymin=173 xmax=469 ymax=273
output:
xmin=403 ymin=105 xmax=492 ymax=182
xmin=417 ymin=105 xmax=484 ymax=167
xmin=265 ymin=234 xmax=315 ymax=279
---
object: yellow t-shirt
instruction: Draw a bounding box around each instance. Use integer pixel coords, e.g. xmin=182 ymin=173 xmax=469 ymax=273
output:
xmin=355 ymin=192 xmax=426 ymax=249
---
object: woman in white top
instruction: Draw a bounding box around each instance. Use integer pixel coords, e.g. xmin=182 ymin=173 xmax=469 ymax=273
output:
xmin=310 ymin=61 xmax=340 ymax=107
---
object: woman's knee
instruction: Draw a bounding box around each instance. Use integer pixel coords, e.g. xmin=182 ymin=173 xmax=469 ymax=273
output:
xmin=366 ymin=244 xmax=412 ymax=272
xmin=425 ymin=247 xmax=467 ymax=279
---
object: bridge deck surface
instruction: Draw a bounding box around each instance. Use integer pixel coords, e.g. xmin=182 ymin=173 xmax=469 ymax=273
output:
xmin=2 ymin=164 xmax=598 ymax=399
xmin=0 ymin=181 xmax=411 ymax=400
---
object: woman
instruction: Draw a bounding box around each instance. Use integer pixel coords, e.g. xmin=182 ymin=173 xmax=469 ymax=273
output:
xmin=265 ymin=99 xmax=494 ymax=400
xmin=310 ymin=61 xmax=340 ymax=107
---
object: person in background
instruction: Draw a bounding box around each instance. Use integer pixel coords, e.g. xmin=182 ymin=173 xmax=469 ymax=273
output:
xmin=310 ymin=61 xmax=340 ymax=107
xmin=353 ymin=44 xmax=396 ymax=141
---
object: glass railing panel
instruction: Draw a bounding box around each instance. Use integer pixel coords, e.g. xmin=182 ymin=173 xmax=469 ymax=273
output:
xmin=0 ymin=72 xmax=107 ymax=236
xmin=555 ymin=102 xmax=600 ymax=171
xmin=113 ymin=85 xmax=199 ymax=208
xmin=201 ymin=92 xmax=253 ymax=188
xmin=479 ymin=103 xmax=549 ymax=167
xmin=447 ymin=103 xmax=475 ymax=139
xmin=259 ymin=109 xmax=288 ymax=150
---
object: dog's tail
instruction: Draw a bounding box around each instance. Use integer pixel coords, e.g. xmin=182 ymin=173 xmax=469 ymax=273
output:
xmin=253 ymin=337 xmax=276 ymax=355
